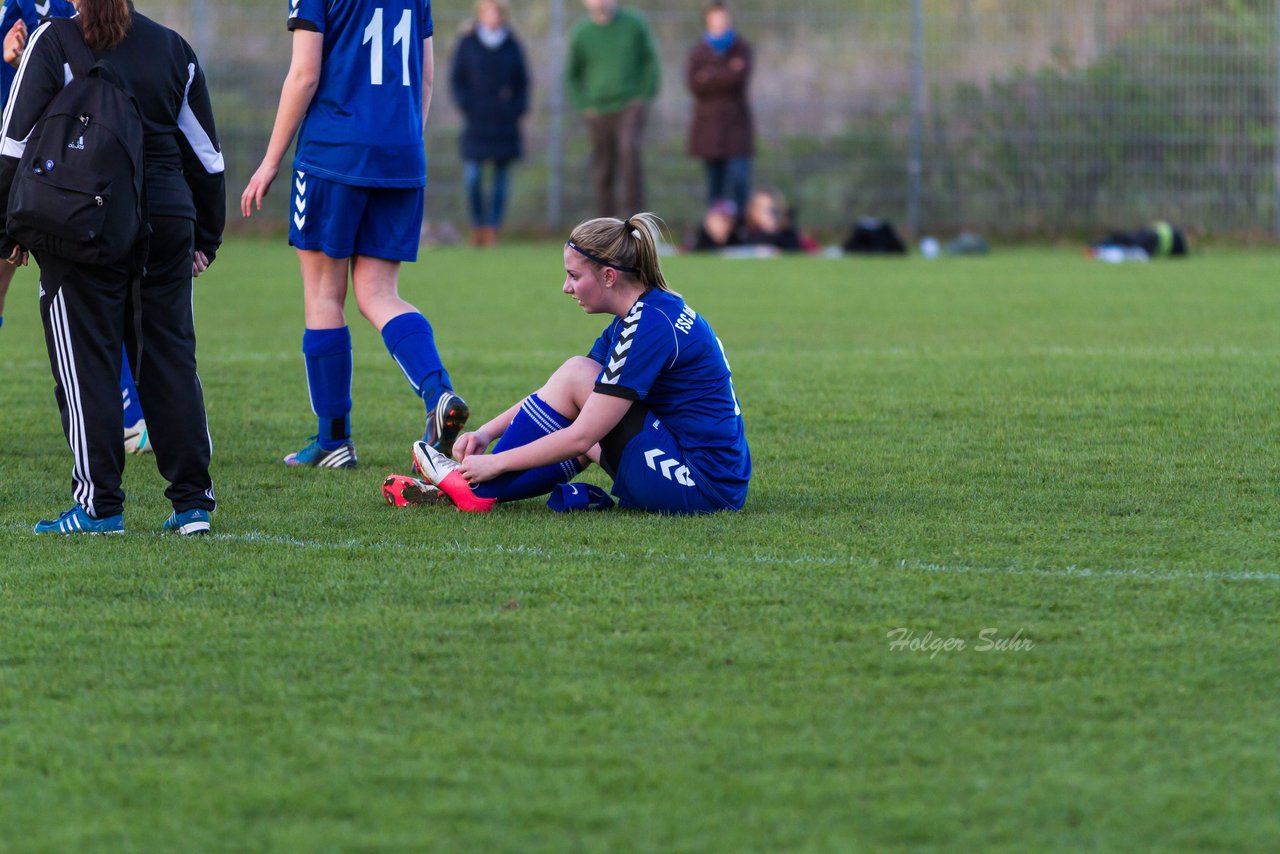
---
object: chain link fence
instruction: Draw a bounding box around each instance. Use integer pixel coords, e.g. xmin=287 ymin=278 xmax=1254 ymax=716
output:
xmin=150 ymin=0 xmax=1280 ymax=240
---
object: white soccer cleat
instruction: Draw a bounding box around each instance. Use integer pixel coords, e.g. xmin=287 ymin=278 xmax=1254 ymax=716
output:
xmin=411 ymin=441 xmax=495 ymax=513
xmin=124 ymin=419 xmax=152 ymax=455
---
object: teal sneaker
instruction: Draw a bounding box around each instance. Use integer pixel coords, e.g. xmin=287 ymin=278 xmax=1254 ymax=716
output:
xmin=284 ymin=435 xmax=357 ymax=468
xmin=424 ymin=391 xmax=469 ymax=458
xmin=34 ymin=506 xmax=124 ymax=535
xmin=163 ymin=508 xmax=211 ymax=536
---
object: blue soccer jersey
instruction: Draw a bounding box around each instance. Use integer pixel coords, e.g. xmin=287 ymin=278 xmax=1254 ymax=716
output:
xmin=589 ymin=289 xmax=751 ymax=508
xmin=0 ymin=0 xmax=75 ymax=108
xmin=287 ymin=0 xmax=433 ymax=187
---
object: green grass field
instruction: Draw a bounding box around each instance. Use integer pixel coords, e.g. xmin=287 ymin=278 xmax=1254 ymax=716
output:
xmin=1 ymin=241 xmax=1278 ymax=851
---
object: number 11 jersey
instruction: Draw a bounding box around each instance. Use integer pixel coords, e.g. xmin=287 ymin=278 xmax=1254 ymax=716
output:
xmin=287 ymin=0 xmax=433 ymax=188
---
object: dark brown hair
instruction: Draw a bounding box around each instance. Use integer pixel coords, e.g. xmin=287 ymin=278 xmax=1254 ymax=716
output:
xmin=79 ymin=0 xmax=133 ymax=51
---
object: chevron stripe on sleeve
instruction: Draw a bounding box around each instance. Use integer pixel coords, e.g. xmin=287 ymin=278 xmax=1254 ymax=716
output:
xmin=598 ymin=301 xmax=644 ymax=386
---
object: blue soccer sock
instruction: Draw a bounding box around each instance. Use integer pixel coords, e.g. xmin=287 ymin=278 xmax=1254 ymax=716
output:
xmin=120 ymin=348 xmax=144 ymax=427
xmin=473 ymin=394 xmax=584 ymax=502
xmin=381 ymin=312 xmax=452 ymax=410
xmin=302 ymin=327 xmax=353 ymax=450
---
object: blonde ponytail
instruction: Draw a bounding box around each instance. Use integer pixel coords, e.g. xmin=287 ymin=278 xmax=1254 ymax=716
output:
xmin=566 ymin=212 xmax=677 ymax=295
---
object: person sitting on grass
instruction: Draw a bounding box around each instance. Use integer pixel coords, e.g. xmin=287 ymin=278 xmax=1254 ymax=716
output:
xmin=739 ymin=187 xmax=819 ymax=253
xmin=407 ymin=212 xmax=751 ymax=515
xmin=688 ymin=199 xmax=742 ymax=252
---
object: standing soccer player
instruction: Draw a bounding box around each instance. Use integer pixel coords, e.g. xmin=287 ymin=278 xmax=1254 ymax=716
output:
xmin=0 ymin=1 xmax=76 ymax=104
xmin=242 ymin=0 xmax=467 ymax=469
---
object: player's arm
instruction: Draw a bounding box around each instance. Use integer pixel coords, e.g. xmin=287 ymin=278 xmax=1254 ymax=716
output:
xmin=421 ymin=36 xmax=434 ymax=131
xmin=4 ymin=19 xmax=26 ymax=68
xmin=176 ymin=53 xmax=225 ymax=267
xmin=456 ymin=392 xmax=632 ymax=483
xmin=240 ymin=29 xmax=322 ymax=216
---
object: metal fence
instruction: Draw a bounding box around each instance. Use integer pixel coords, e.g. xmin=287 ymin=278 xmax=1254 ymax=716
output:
xmin=150 ymin=0 xmax=1280 ymax=240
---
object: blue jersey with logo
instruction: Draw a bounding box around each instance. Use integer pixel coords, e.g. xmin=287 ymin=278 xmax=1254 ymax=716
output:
xmin=589 ymin=288 xmax=751 ymax=508
xmin=0 ymin=0 xmax=75 ymax=109
xmin=287 ymin=0 xmax=432 ymax=188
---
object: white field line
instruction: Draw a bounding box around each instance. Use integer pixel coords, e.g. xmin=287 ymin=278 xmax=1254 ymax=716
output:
xmin=892 ymin=558 xmax=1280 ymax=583
xmin=210 ymin=531 xmax=1280 ymax=582
xmin=4 ymin=346 xmax=1279 ymax=374
xmin=8 ymin=522 xmax=1278 ymax=582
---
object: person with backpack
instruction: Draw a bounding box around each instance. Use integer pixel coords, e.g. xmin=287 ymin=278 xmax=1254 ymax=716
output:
xmin=0 ymin=0 xmax=153 ymax=456
xmin=0 ymin=0 xmax=225 ymax=535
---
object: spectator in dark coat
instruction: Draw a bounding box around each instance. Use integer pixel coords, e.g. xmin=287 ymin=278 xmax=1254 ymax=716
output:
xmin=450 ymin=0 xmax=529 ymax=247
xmin=686 ymin=1 xmax=754 ymax=212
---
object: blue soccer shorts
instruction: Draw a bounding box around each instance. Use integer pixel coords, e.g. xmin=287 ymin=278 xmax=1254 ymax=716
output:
xmin=600 ymin=403 xmax=732 ymax=515
xmin=288 ymin=171 xmax=424 ymax=262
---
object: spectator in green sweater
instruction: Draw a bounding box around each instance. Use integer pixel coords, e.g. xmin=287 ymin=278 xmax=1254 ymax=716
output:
xmin=565 ymin=0 xmax=660 ymax=216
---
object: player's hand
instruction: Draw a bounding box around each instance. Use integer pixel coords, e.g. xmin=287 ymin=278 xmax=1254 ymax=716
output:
xmin=240 ymin=162 xmax=279 ymax=217
xmin=192 ymin=250 xmax=209 ymax=278
xmin=457 ymin=452 xmax=504 ymax=484
xmin=6 ymin=244 xmax=28 ymax=267
xmin=4 ymin=20 xmax=27 ymax=68
xmin=451 ymin=431 xmax=489 ymax=462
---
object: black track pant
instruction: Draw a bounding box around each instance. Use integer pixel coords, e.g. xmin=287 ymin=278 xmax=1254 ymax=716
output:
xmin=38 ymin=216 xmax=214 ymax=519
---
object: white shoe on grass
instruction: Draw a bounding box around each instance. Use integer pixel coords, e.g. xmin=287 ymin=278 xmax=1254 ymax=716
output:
xmin=124 ymin=419 xmax=152 ymax=455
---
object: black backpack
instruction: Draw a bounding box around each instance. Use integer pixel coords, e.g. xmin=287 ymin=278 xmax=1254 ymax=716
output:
xmin=842 ymin=217 xmax=907 ymax=255
xmin=7 ymin=17 xmax=146 ymax=268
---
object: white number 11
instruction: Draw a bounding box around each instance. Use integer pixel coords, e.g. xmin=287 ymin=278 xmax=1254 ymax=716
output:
xmin=363 ymin=7 xmax=412 ymax=87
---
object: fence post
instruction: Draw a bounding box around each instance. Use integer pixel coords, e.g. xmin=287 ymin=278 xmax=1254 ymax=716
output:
xmin=1094 ymin=0 xmax=1107 ymax=54
xmin=192 ymin=0 xmax=209 ymax=59
xmin=546 ymin=0 xmax=566 ymax=231
xmin=907 ymin=0 xmax=924 ymax=236
xmin=1275 ymin=0 xmax=1280 ymax=237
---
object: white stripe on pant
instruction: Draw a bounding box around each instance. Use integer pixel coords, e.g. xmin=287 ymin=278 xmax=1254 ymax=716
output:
xmin=49 ymin=289 xmax=95 ymax=517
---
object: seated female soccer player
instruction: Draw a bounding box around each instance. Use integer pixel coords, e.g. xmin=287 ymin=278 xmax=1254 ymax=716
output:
xmin=408 ymin=212 xmax=751 ymax=515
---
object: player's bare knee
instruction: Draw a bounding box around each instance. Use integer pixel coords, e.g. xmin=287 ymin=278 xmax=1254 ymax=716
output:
xmin=537 ymin=357 xmax=598 ymax=415
xmin=354 ymin=288 xmax=408 ymax=329
xmin=556 ymin=356 xmax=601 ymax=392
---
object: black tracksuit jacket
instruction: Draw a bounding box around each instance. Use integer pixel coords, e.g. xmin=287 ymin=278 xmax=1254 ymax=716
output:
xmin=0 ymin=8 xmax=224 ymax=258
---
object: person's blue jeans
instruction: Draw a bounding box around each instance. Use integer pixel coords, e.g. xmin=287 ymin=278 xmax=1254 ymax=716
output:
xmin=705 ymin=156 xmax=752 ymax=212
xmin=463 ymin=159 xmax=511 ymax=229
